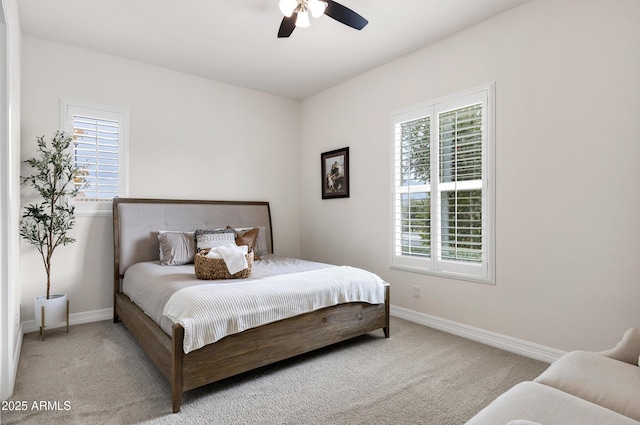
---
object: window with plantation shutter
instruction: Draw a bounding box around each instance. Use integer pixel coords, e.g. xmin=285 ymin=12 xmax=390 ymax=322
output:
xmin=72 ymin=115 xmax=120 ymax=200
xmin=391 ymin=84 xmax=494 ymax=283
xmin=60 ymin=100 xmax=129 ymax=216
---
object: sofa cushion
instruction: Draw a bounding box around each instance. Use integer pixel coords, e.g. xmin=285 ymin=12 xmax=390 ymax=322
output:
xmin=466 ymin=381 xmax=640 ymax=425
xmin=534 ymin=351 xmax=640 ymax=421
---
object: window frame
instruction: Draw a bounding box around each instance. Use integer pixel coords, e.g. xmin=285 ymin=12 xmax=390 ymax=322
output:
xmin=390 ymin=83 xmax=495 ymax=284
xmin=59 ymin=99 xmax=130 ymax=217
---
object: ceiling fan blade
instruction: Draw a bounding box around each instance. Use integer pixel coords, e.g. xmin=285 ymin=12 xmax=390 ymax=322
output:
xmin=324 ymin=0 xmax=368 ymax=30
xmin=278 ymin=15 xmax=296 ymax=38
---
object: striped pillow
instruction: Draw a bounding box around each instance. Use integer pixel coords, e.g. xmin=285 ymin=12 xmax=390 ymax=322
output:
xmin=195 ymin=228 xmax=236 ymax=252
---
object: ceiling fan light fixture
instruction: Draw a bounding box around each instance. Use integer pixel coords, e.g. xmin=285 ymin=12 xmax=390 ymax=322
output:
xmin=308 ymin=0 xmax=327 ymax=18
xmin=279 ymin=0 xmax=298 ymax=17
xmin=295 ymin=10 xmax=311 ymax=28
xmin=277 ymin=0 xmax=367 ymax=38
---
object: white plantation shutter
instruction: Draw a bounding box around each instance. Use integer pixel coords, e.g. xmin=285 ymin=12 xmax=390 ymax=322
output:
xmin=61 ymin=100 xmax=129 ymax=216
xmin=393 ymin=113 xmax=434 ymax=271
xmin=391 ymin=84 xmax=494 ymax=283
xmin=438 ymin=104 xmax=483 ymax=264
xmin=72 ymin=115 xmax=120 ymax=200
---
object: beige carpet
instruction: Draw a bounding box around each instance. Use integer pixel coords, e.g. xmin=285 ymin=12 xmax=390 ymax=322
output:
xmin=1 ymin=317 xmax=548 ymax=425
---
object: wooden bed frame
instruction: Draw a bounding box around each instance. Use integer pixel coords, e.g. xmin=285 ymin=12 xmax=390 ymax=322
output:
xmin=112 ymin=198 xmax=390 ymax=413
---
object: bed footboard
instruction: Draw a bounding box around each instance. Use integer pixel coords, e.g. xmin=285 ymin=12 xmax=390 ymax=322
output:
xmin=116 ymin=285 xmax=389 ymax=413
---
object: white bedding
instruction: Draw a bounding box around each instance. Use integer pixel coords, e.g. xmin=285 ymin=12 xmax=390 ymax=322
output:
xmin=123 ymin=255 xmax=386 ymax=353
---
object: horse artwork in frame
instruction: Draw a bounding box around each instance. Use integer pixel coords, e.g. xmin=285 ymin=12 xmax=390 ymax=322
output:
xmin=321 ymin=147 xmax=349 ymax=199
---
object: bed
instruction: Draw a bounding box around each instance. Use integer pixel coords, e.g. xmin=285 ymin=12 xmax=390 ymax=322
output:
xmin=112 ymin=198 xmax=390 ymax=413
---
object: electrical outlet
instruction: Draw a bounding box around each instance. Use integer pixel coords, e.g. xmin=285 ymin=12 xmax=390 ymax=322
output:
xmin=413 ymin=285 xmax=420 ymax=298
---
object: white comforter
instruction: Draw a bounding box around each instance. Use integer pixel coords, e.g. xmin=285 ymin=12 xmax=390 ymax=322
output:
xmin=123 ymin=256 xmax=386 ymax=353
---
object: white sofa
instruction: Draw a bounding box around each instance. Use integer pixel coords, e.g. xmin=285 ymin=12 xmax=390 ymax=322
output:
xmin=466 ymin=328 xmax=640 ymax=425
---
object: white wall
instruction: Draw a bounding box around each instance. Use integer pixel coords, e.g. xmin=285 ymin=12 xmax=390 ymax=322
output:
xmin=20 ymin=36 xmax=301 ymax=321
xmin=300 ymin=0 xmax=640 ymax=352
xmin=18 ymin=0 xmax=640 ymax=355
xmin=0 ymin=0 xmax=21 ymax=401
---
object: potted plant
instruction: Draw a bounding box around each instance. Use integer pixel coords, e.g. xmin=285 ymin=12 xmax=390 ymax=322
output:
xmin=19 ymin=131 xmax=86 ymax=338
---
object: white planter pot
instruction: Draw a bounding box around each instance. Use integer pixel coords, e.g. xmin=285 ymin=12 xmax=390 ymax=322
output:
xmin=34 ymin=294 xmax=68 ymax=328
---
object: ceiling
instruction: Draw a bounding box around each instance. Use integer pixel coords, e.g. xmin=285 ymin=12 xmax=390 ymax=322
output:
xmin=17 ymin=0 xmax=529 ymax=99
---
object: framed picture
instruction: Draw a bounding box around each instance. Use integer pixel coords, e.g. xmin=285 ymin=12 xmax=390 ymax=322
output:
xmin=321 ymin=147 xmax=349 ymax=199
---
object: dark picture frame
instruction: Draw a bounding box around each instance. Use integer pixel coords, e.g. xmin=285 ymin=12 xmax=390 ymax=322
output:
xmin=321 ymin=147 xmax=349 ymax=199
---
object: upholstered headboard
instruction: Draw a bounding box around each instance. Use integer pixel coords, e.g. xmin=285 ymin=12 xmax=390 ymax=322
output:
xmin=113 ymin=198 xmax=273 ymax=282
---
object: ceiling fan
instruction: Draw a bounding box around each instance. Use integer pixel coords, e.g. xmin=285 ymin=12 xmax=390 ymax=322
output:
xmin=278 ymin=0 xmax=368 ymax=38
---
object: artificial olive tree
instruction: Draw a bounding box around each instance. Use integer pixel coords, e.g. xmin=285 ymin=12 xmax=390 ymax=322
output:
xmin=19 ymin=131 xmax=85 ymax=299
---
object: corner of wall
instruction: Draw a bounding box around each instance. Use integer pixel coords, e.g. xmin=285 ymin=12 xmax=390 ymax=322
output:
xmin=1 ymin=0 xmax=22 ymax=402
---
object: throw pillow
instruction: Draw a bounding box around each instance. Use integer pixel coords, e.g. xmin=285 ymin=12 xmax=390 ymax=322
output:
xmin=228 ymin=226 xmax=261 ymax=260
xmin=195 ymin=228 xmax=236 ymax=252
xmin=234 ymin=226 xmax=268 ymax=256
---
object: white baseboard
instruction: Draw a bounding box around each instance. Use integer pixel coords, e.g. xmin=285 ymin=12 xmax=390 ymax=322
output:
xmin=390 ymin=305 xmax=565 ymax=363
xmin=22 ymin=307 xmax=114 ymax=335
xmin=20 ymin=305 xmax=563 ymax=363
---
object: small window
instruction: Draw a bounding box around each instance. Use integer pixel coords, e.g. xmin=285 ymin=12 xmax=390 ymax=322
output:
xmin=391 ymin=83 xmax=495 ymax=283
xmin=60 ymin=99 xmax=129 ymax=216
